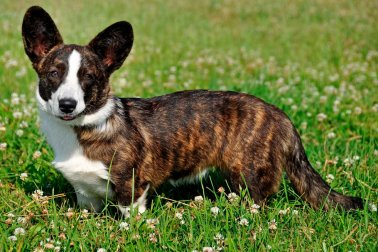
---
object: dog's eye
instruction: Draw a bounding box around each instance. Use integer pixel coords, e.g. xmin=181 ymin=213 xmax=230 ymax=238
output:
xmin=84 ymin=73 xmax=94 ymax=80
xmin=48 ymin=70 xmax=59 ymax=79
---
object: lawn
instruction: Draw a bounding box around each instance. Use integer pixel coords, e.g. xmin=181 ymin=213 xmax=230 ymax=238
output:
xmin=0 ymin=0 xmax=377 ymax=251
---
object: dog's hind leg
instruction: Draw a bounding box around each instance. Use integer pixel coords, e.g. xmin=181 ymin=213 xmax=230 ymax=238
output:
xmin=227 ymin=159 xmax=283 ymax=205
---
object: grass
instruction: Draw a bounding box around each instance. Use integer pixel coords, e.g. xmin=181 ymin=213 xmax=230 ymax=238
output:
xmin=1 ymin=0 xmax=377 ymax=251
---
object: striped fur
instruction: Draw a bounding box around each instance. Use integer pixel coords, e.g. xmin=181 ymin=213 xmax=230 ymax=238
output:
xmin=22 ymin=6 xmax=363 ymax=214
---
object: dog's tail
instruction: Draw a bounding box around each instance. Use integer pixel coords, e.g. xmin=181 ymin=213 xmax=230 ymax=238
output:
xmin=285 ymin=130 xmax=363 ymax=210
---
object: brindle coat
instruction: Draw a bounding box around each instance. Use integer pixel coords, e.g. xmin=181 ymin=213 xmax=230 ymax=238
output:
xmin=22 ymin=6 xmax=363 ymax=211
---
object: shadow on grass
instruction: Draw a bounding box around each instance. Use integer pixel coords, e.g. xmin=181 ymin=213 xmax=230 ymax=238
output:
xmin=24 ymin=167 xmax=302 ymax=217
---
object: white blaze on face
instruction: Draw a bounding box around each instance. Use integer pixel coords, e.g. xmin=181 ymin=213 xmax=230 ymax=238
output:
xmin=36 ymin=49 xmax=113 ymax=127
xmin=49 ymin=49 xmax=85 ymax=116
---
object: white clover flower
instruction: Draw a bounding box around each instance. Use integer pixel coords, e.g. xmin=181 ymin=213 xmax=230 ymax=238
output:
xmin=168 ymin=74 xmax=176 ymax=81
xmin=181 ymin=61 xmax=189 ymax=68
xmin=149 ymin=233 xmax=157 ymax=243
xmin=170 ymin=66 xmax=177 ymax=73
xmin=202 ymin=247 xmax=215 ymax=252
xmin=11 ymin=96 xmax=20 ymax=105
xmin=319 ymin=96 xmax=327 ymax=104
xmin=175 ymin=212 xmax=183 ymax=220
xmin=132 ymin=233 xmax=141 ymax=240
xmin=324 ymin=85 xmax=336 ymax=95
xmin=32 ymin=190 xmax=44 ymax=200
xmin=33 ymin=151 xmax=42 ymax=159
xmin=251 ymin=204 xmax=260 ymax=209
xmin=16 ymin=129 xmax=24 ymax=137
xmin=369 ymin=203 xmax=377 ymax=212
xmin=97 ymin=248 xmax=106 ymax=252
xmin=81 ymin=209 xmax=89 ymax=219
xmin=65 ymin=208 xmax=74 ymax=218
xmin=329 ymin=74 xmax=339 ymax=82
xmin=214 ymin=233 xmax=225 ymax=250
xmin=19 ymin=121 xmax=28 ymax=128
xmin=286 ymin=98 xmax=293 ymax=105
xmin=17 ymin=217 xmax=27 ymax=224
xmin=374 ymin=150 xmax=378 ymax=156
xmin=343 ymin=158 xmax=353 ymax=167
xmin=278 ymin=85 xmax=289 ymax=94
xmin=250 ymin=208 xmax=259 ymax=214
xmin=317 ymin=113 xmax=327 ymax=122
xmin=227 ymin=192 xmax=239 ymax=203
xmin=217 ymin=187 xmax=225 ymax=193
xmin=15 ymin=67 xmax=27 ymax=78
xmin=333 ymin=104 xmax=340 ymax=113
xmin=194 ymin=196 xmax=204 ymax=202
xmin=300 ymin=122 xmax=307 ymax=130
xmin=8 ymin=235 xmax=17 ymax=242
xmin=315 ymin=161 xmax=322 ymax=168
xmin=35 ymin=189 xmax=44 ymax=196
xmin=14 ymin=227 xmax=26 ymax=236
xmin=6 ymin=59 xmax=19 ymax=68
xmin=278 ymin=208 xmax=289 ymax=215
xmin=293 ymin=75 xmax=301 ymax=84
xmin=371 ymin=104 xmax=378 ymax=113
xmin=326 ymin=174 xmax=335 ymax=183
xmin=366 ymin=50 xmax=378 ymax=61
xmin=45 ymin=243 xmax=55 ymax=249
xmin=213 ymin=233 xmax=224 ymax=241
xmin=327 ymin=132 xmax=336 ymax=139
xmin=13 ymin=111 xmax=23 ymax=119
xmin=210 ymin=206 xmax=220 ymax=216
xmin=119 ymin=222 xmax=130 ymax=231
xmin=216 ymin=67 xmax=225 ymax=75
xmin=292 ymin=210 xmax=299 ymax=215
xmin=54 ymin=246 xmax=61 ymax=252
xmin=269 ymin=219 xmax=277 ymax=230
xmin=354 ymin=106 xmax=362 ymax=115
xmin=7 ymin=213 xmax=15 ymax=218
xmin=239 ymin=218 xmax=249 ymax=226
xmin=276 ymin=77 xmax=285 ymax=85
xmin=146 ymin=218 xmax=159 ymax=229
xmin=20 ymin=172 xmax=28 ymax=181
xmin=250 ymin=204 xmax=260 ymax=214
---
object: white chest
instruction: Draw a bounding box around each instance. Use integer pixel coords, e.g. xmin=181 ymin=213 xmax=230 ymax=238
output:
xmin=39 ymin=110 xmax=114 ymax=211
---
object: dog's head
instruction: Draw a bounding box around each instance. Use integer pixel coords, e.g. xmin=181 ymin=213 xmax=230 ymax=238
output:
xmin=22 ymin=6 xmax=133 ymax=125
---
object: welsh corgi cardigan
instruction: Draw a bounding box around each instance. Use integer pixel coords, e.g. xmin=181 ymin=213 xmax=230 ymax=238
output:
xmin=22 ymin=6 xmax=363 ymax=215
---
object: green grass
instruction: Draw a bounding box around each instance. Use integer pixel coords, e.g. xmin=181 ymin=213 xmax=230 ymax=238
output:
xmin=1 ymin=0 xmax=377 ymax=251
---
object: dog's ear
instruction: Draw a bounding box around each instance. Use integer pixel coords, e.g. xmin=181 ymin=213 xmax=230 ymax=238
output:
xmin=22 ymin=6 xmax=63 ymax=69
xmin=88 ymin=21 xmax=133 ymax=75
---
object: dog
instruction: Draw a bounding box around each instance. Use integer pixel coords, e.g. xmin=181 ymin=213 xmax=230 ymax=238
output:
xmin=22 ymin=6 xmax=363 ymax=215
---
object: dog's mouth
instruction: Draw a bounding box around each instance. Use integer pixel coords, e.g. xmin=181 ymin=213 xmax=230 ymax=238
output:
xmin=57 ymin=109 xmax=85 ymax=122
xmin=60 ymin=114 xmax=76 ymax=121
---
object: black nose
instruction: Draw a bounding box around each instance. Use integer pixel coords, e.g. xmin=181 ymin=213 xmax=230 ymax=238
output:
xmin=59 ymin=98 xmax=77 ymax=113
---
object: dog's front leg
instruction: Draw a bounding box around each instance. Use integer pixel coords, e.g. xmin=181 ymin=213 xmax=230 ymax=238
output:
xmin=75 ymin=190 xmax=104 ymax=212
xmin=116 ymin=181 xmax=150 ymax=218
